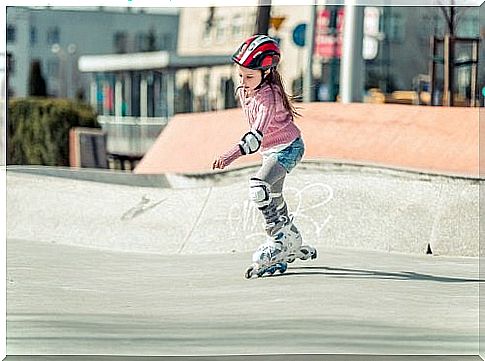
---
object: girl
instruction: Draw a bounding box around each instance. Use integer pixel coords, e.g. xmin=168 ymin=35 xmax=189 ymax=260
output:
xmin=212 ymin=35 xmax=317 ymax=278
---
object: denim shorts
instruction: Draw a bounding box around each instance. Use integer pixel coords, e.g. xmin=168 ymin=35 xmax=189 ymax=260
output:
xmin=276 ymin=137 xmax=305 ymax=173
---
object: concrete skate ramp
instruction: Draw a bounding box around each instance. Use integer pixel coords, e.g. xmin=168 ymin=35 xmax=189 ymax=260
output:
xmin=7 ymin=163 xmax=480 ymax=257
xmin=134 ymin=103 xmax=481 ymax=178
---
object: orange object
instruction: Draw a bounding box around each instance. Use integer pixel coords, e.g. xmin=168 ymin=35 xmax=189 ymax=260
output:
xmin=134 ymin=103 xmax=481 ymax=178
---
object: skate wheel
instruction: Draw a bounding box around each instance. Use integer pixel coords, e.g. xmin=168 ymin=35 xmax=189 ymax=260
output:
xmin=300 ymin=248 xmax=310 ymax=261
xmin=287 ymin=254 xmax=296 ymax=263
xmin=245 ymin=266 xmax=255 ymax=279
xmin=278 ymin=262 xmax=288 ymax=274
xmin=311 ymin=249 xmax=318 ymax=260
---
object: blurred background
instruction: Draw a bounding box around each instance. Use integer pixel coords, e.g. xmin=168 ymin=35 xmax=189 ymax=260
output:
xmin=2 ymin=3 xmax=484 ymax=171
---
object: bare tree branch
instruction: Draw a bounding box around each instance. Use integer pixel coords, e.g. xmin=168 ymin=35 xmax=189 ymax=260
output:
xmin=440 ymin=7 xmax=452 ymax=33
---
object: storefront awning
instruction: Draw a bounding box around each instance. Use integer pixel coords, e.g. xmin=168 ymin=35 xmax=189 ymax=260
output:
xmin=78 ymin=51 xmax=232 ymax=72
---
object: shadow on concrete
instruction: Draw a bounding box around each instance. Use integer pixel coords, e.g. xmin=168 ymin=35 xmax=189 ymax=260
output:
xmin=280 ymin=266 xmax=483 ymax=283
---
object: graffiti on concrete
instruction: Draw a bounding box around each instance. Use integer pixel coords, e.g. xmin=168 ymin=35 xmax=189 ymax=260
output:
xmin=121 ymin=195 xmax=166 ymax=221
xmin=287 ymin=183 xmax=334 ymax=238
xmin=228 ymin=183 xmax=334 ymax=242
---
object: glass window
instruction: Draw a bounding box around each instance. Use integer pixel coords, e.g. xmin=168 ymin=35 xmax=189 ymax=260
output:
xmin=7 ymin=24 xmax=16 ymax=43
xmin=47 ymin=58 xmax=59 ymax=78
xmin=113 ymin=31 xmax=128 ymax=53
xmin=135 ymin=32 xmax=149 ymax=52
xmin=458 ymin=15 xmax=479 ymax=37
xmin=7 ymin=53 xmax=15 ymax=75
xmin=215 ymin=17 xmax=226 ymax=43
xmin=30 ymin=26 xmax=37 ymax=45
xmin=160 ymin=33 xmax=172 ymax=50
xmin=232 ymin=14 xmax=243 ymax=37
xmin=388 ymin=13 xmax=405 ymax=43
xmin=47 ymin=27 xmax=60 ymax=45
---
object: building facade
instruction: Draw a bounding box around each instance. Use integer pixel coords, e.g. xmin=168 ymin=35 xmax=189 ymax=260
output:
xmin=6 ymin=6 xmax=179 ymax=99
xmin=176 ymin=5 xmax=483 ymax=106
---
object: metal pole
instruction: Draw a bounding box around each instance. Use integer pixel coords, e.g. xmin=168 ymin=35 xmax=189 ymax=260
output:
xmin=167 ymin=72 xmax=175 ymax=118
xmin=140 ymin=75 xmax=147 ymax=118
xmin=115 ymin=75 xmax=122 ymax=117
xmin=444 ymin=35 xmax=450 ymax=106
xmin=90 ymin=78 xmax=97 ymax=110
xmin=303 ymin=2 xmax=317 ymax=103
xmin=470 ymin=39 xmax=478 ymax=107
xmin=255 ymin=0 xmax=272 ymax=35
xmin=429 ymin=36 xmax=436 ymax=106
xmin=340 ymin=1 xmax=364 ymax=103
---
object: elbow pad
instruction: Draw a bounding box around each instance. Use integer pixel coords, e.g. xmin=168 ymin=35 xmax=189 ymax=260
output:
xmin=238 ymin=130 xmax=263 ymax=155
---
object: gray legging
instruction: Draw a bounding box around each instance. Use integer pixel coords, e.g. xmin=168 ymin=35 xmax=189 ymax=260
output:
xmin=254 ymin=154 xmax=290 ymax=236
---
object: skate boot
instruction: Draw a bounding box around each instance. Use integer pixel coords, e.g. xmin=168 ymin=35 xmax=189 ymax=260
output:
xmin=275 ymin=215 xmax=318 ymax=264
xmin=244 ymin=238 xmax=288 ymax=279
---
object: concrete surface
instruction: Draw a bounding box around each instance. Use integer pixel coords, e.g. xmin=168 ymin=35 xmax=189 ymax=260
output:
xmin=7 ymin=238 xmax=479 ymax=356
xmin=7 ymin=163 xmax=480 ymax=257
xmin=5 ymin=165 xmax=481 ymax=357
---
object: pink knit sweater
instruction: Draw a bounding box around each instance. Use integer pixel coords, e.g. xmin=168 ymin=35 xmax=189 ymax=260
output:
xmin=220 ymin=83 xmax=301 ymax=167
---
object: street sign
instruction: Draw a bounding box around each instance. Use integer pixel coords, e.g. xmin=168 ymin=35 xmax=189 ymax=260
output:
xmin=314 ymin=8 xmax=344 ymax=59
xmin=270 ymin=16 xmax=286 ymax=31
xmin=292 ymin=23 xmax=306 ymax=47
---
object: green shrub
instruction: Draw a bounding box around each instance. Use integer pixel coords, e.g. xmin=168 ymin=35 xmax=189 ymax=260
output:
xmin=7 ymin=97 xmax=99 ymax=166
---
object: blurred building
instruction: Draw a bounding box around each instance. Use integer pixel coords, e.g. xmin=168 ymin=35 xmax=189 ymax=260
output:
xmin=364 ymin=6 xmax=482 ymax=105
xmin=177 ymin=5 xmax=482 ymax=106
xmin=6 ymin=5 xmax=482 ymax=169
xmin=6 ymin=6 xmax=179 ymax=99
xmin=176 ymin=6 xmax=313 ymax=111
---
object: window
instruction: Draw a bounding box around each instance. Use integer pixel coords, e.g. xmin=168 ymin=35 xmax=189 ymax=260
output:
xmin=6 ymin=53 xmax=15 ymax=75
xmin=232 ymin=14 xmax=243 ymax=37
xmin=215 ymin=17 xmax=227 ymax=43
xmin=7 ymin=24 xmax=16 ymax=43
xmin=431 ymin=14 xmax=445 ymax=37
xmin=135 ymin=32 xmax=149 ymax=52
xmin=47 ymin=27 xmax=60 ymax=45
xmin=30 ymin=26 xmax=37 ymax=45
xmin=388 ymin=13 xmax=405 ymax=43
xmin=47 ymin=58 xmax=59 ymax=78
xmin=113 ymin=32 xmax=128 ymax=53
xmin=160 ymin=33 xmax=172 ymax=50
xmin=418 ymin=14 xmax=438 ymax=44
xmin=458 ymin=15 xmax=479 ymax=37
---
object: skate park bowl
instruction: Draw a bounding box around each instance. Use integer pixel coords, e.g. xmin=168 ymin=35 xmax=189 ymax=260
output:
xmin=7 ymin=162 xmax=481 ymax=257
xmin=7 ymin=103 xmax=483 ymax=258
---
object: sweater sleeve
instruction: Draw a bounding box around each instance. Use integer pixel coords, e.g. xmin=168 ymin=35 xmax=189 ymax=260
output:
xmin=218 ymin=88 xmax=275 ymax=168
xmin=217 ymin=87 xmax=245 ymax=167
xmin=251 ymin=90 xmax=276 ymax=135
xmin=219 ymin=144 xmax=242 ymax=167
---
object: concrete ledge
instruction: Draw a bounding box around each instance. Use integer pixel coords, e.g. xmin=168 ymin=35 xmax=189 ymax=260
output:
xmin=7 ymin=164 xmax=480 ymax=257
xmin=6 ymin=165 xmax=171 ymax=188
xmin=7 ymin=159 xmax=482 ymax=189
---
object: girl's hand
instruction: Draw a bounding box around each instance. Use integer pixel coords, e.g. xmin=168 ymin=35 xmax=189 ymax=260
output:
xmin=212 ymin=157 xmax=225 ymax=170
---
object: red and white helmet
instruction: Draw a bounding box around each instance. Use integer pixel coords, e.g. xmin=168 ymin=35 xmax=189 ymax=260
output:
xmin=232 ymin=35 xmax=280 ymax=70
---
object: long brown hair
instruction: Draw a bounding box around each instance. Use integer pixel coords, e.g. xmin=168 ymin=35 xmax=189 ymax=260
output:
xmin=265 ymin=68 xmax=302 ymax=118
xmin=234 ymin=67 xmax=302 ymax=118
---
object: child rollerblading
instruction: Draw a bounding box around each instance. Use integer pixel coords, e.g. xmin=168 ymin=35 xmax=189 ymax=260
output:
xmin=212 ymin=35 xmax=317 ymax=278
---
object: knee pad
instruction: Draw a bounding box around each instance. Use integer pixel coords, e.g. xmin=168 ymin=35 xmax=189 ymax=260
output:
xmin=249 ymin=178 xmax=281 ymax=208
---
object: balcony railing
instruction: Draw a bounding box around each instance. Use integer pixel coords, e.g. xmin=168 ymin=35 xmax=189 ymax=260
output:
xmin=97 ymin=115 xmax=168 ymax=157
